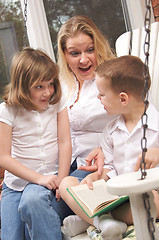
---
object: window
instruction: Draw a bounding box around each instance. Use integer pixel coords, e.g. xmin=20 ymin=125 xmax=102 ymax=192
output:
xmin=43 ymin=0 xmax=126 ymax=59
xmin=0 ymin=0 xmax=24 ymax=101
xmin=19 ymin=0 xmax=150 ymax=63
xmin=1 ymin=0 xmax=154 ymax=101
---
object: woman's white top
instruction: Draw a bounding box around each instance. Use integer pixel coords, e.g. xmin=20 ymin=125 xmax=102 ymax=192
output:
xmin=65 ymin=79 xmax=114 ymax=167
xmin=0 ymin=96 xmax=66 ymax=191
xmin=101 ymin=103 xmax=159 ymax=178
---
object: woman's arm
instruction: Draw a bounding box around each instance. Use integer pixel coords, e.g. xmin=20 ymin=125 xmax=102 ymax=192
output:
xmin=0 ymin=122 xmax=59 ymax=190
xmin=78 ymin=147 xmax=104 ymax=175
xmin=57 ymin=107 xmax=72 ymax=181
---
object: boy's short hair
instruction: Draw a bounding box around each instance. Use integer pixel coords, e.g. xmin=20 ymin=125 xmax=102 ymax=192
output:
xmin=95 ymin=55 xmax=151 ymax=100
xmin=3 ymin=47 xmax=62 ymax=110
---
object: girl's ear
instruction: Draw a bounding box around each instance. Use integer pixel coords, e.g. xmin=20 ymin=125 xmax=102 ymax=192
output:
xmin=119 ymin=92 xmax=129 ymax=105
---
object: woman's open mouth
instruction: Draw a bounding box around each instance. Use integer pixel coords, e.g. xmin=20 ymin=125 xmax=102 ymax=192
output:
xmin=79 ymin=65 xmax=92 ymax=72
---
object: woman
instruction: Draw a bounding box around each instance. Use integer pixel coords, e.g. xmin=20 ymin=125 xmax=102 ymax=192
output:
xmin=57 ymin=15 xmax=159 ymax=178
xmin=57 ymin=15 xmax=115 ymax=173
xmin=51 ymin=15 xmax=116 ymax=227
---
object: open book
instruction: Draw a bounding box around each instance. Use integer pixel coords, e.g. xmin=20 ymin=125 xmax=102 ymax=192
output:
xmin=67 ymin=179 xmax=129 ymax=218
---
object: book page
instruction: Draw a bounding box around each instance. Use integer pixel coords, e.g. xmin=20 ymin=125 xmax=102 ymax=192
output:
xmin=70 ymin=179 xmax=118 ymax=213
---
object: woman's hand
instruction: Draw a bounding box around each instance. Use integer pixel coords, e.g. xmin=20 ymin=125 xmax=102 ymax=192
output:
xmin=134 ymin=148 xmax=159 ymax=171
xmin=78 ymin=147 xmax=104 ymax=175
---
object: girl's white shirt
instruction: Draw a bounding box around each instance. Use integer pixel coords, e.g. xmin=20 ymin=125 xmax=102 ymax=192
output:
xmin=62 ymin=78 xmax=114 ymax=167
xmin=0 ymin=95 xmax=66 ymax=191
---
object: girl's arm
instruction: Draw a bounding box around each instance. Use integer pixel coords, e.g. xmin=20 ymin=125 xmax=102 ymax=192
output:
xmin=57 ymin=107 xmax=72 ymax=181
xmin=0 ymin=122 xmax=59 ymax=190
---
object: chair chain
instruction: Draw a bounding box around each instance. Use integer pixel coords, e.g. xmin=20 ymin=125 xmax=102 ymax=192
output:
xmin=48 ymin=0 xmax=63 ymax=26
xmin=143 ymin=193 xmax=156 ymax=240
xmin=23 ymin=0 xmax=28 ymax=47
xmin=141 ymin=1 xmax=156 ymax=239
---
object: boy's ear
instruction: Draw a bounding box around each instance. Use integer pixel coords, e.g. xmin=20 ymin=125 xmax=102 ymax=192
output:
xmin=119 ymin=92 xmax=129 ymax=105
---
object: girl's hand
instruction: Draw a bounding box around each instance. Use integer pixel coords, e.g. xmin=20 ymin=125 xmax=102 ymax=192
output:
xmin=55 ymin=175 xmax=62 ymax=201
xmin=78 ymin=147 xmax=104 ymax=175
xmin=37 ymin=174 xmax=60 ymax=190
xmin=134 ymin=148 xmax=159 ymax=171
xmin=55 ymin=188 xmax=61 ymax=201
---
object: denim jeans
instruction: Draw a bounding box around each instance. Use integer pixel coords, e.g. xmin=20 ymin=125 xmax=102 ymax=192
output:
xmin=52 ymin=169 xmax=92 ymax=224
xmin=1 ymin=183 xmax=62 ymax=240
xmin=1 ymin=168 xmax=92 ymax=239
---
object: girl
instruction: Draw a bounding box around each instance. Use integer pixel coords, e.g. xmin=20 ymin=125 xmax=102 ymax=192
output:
xmin=0 ymin=47 xmax=71 ymax=240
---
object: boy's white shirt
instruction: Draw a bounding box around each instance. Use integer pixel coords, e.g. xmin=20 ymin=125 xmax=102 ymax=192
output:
xmin=101 ymin=103 xmax=159 ymax=178
xmin=0 ymin=95 xmax=66 ymax=191
xmin=62 ymin=78 xmax=115 ymax=167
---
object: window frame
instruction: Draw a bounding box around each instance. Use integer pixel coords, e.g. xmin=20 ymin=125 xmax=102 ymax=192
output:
xmin=20 ymin=0 xmax=154 ymax=61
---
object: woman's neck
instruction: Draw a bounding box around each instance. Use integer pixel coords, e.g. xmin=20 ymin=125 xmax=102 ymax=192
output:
xmin=78 ymin=79 xmax=84 ymax=92
xmin=69 ymin=80 xmax=83 ymax=109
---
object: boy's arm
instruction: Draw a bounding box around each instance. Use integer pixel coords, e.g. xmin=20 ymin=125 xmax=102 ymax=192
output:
xmin=57 ymin=107 xmax=72 ymax=182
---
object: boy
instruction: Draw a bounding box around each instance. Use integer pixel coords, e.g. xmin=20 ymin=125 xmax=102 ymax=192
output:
xmin=59 ymin=56 xmax=159 ymax=240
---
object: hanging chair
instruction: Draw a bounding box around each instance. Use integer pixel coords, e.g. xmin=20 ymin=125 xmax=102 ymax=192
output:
xmin=115 ymin=21 xmax=159 ymax=111
xmin=16 ymin=1 xmax=159 ymax=240
xmin=65 ymin=10 xmax=159 ymax=240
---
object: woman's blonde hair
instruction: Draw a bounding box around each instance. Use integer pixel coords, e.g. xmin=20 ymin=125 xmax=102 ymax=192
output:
xmin=3 ymin=47 xmax=61 ymax=110
xmin=57 ymin=15 xmax=115 ymax=95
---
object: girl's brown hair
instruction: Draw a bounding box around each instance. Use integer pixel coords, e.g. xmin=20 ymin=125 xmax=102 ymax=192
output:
xmin=57 ymin=15 xmax=115 ymax=96
xmin=3 ymin=47 xmax=62 ymax=110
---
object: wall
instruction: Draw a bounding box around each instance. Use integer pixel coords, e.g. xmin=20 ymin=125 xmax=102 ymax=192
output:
xmin=152 ymin=0 xmax=159 ymax=21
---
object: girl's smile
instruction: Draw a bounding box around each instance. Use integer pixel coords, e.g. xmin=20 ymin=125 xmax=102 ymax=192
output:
xmin=30 ymin=79 xmax=54 ymax=111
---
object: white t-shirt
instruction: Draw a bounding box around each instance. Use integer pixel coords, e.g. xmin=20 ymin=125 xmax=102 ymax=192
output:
xmin=65 ymin=79 xmax=114 ymax=167
xmin=0 ymin=96 xmax=66 ymax=191
xmin=101 ymin=104 xmax=159 ymax=178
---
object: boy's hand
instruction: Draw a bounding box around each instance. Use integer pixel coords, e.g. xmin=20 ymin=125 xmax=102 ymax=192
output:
xmin=80 ymin=171 xmax=100 ymax=190
xmin=78 ymin=147 xmax=104 ymax=175
xmin=134 ymin=148 xmax=159 ymax=171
